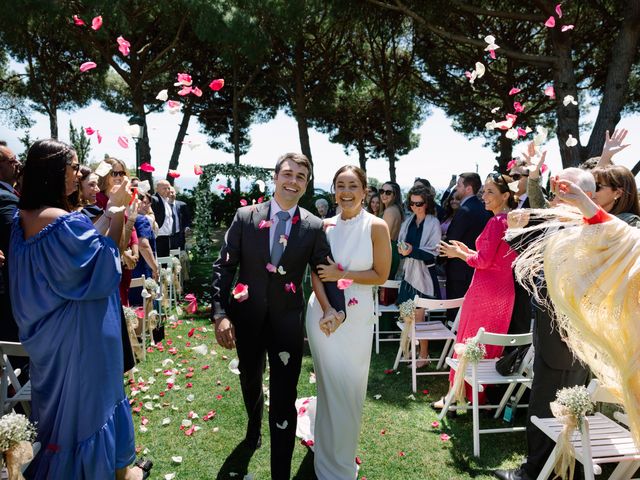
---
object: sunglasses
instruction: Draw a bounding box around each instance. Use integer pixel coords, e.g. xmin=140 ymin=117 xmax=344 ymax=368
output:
xmin=408 ymin=201 xmax=425 ymax=207
xmin=510 ymin=173 xmax=529 ymax=181
xmin=110 ymin=170 xmax=126 ymax=177
xmin=595 ymin=183 xmax=611 ymax=192
xmin=380 ymin=189 xmax=394 ymax=196
xmin=67 ymin=162 xmax=80 ymax=173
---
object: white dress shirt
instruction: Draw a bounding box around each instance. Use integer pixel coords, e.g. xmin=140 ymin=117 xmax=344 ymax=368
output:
xmin=157 ymin=196 xmax=174 ymax=237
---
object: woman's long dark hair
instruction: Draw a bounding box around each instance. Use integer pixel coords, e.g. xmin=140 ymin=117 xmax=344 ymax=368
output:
xmin=18 ymin=139 xmax=76 ymax=212
xmin=381 ymin=181 xmax=405 ymax=221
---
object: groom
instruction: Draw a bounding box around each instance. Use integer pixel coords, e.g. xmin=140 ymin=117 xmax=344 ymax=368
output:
xmin=211 ymin=152 xmax=345 ymax=479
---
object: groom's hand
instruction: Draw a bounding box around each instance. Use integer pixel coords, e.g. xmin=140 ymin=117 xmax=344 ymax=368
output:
xmin=215 ymin=316 xmax=236 ymax=349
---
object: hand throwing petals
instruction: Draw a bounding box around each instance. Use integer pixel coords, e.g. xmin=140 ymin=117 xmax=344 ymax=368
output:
xmin=79 ymin=61 xmax=97 ymax=72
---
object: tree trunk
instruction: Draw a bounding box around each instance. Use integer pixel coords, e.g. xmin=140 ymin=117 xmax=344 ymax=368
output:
xmin=48 ymin=107 xmax=58 ymax=139
xmin=232 ymin=59 xmax=241 ymax=193
xmin=132 ymin=95 xmax=152 ymax=185
xmin=357 ymin=140 xmax=367 ymax=172
xmin=496 ymin=135 xmax=513 ymax=173
xmin=583 ymin=0 xmax=640 ymax=159
xmin=293 ymin=36 xmax=314 ymax=202
xmin=166 ymin=103 xmax=192 ymax=185
xmin=549 ymin=29 xmax=581 ymax=168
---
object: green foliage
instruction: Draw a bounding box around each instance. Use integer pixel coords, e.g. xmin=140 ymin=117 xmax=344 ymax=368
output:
xmin=69 ymin=121 xmax=92 ymax=164
xmin=191 ymin=163 xmax=272 ymax=255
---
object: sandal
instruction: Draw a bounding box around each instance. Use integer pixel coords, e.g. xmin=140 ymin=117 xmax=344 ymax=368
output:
xmin=407 ymin=359 xmax=428 ymax=369
xmin=134 ymin=458 xmax=153 ymax=479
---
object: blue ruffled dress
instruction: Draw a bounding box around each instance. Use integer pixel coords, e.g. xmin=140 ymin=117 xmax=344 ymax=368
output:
xmin=9 ymin=211 xmax=135 ymax=479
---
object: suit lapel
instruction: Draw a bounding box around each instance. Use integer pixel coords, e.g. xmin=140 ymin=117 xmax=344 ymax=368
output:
xmin=252 ymin=201 xmax=272 ymax=264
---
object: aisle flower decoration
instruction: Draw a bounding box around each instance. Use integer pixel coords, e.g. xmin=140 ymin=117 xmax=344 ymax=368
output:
xmin=550 ymin=386 xmax=594 ymax=480
xmin=451 ymin=338 xmax=486 ymax=404
xmin=171 ymin=257 xmax=182 ymax=296
xmin=0 ymin=413 xmax=37 ymax=480
xmin=398 ymin=299 xmax=416 ymax=358
xmin=123 ymin=306 xmax=142 ymax=360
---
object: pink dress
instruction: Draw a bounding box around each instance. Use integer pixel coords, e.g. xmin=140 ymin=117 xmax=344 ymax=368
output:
xmin=449 ymin=213 xmax=518 ymax=397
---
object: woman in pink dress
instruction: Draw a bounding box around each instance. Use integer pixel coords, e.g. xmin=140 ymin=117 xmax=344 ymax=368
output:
xmin=436 ymin=173 xmax=518 ymax=406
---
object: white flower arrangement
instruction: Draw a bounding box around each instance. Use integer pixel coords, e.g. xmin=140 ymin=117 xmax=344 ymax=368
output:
xmin=552 ymin=385 xmax=594 ymax=429
xmin=144 ymin=278 xmax=159 ymax=292
xmin=398 ymin=299 xmax=416 ymax=321
xmin=461 ymin=338 xmax=486 ymax=364
xmin=0 ymin=413 xmax=36 ymax=452
xmin=122 ymin=306 xmax=138 ymax=329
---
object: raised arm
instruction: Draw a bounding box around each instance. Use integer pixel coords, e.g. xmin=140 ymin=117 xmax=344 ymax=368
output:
xmin=597 ymin=129 xmax=630 ymax=167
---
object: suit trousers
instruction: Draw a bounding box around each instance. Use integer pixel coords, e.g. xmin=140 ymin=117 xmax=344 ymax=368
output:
xmin=234 ymin=308 xmax=304 ymax=480
xmin=156 ymin=234 xmax=181 ymax=257
xmin=523 ymin=337 xmax=589 ymax=476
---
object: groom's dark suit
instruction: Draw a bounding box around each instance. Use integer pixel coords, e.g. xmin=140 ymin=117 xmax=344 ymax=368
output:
xmin=211 ymin=200 xmax=345 ymax=480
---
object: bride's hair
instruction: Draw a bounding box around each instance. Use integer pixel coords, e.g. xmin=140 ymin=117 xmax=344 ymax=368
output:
xmin=331 ymin=165 xmax=367 ymax=191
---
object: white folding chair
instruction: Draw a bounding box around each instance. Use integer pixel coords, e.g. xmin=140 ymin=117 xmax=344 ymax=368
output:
xmin=169 ymin=248 xmax=183 ymax=290
xmin=0 ymin=341 xmax=31 ymax=416
xmin=534 ymin=379 xmax=640 ymax=480
xmin=373 ymin=280 xmax=402 ymax=354
xmin=129 ymin=275 xmax=148 ymax=360
xmin=438 ymin=327 xmax=535 ymax=457
xmin=392 ymin=297 xmax=464 ymax=392
xmin=156 ymin=256 xmax=176 ymax=312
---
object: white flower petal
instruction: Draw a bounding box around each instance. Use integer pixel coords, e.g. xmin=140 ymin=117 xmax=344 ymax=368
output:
xmin=475 ymin=62 xmax=485 ymax=78
xmin=164 ymin=474 xmax=176 ymax=480
xmin=171 ymin=456 xmax=182 ymax=464
xmin=156 ymin=89 xmax=169 ymax=101
xmin=95 ymin=161 xmax=112 ymax=177
xmin=191 ymin=344 xmax=208 ymax=355
xmin=484 ymin=35 xmax=496 ymax=44
xmin=374 ymin=394 xmax=382 ymax=400
xmin=186 ymin=394 xmax=195 ymax=402
xmin=229 ymin=358 xmax=240 ymax=375
xmin=276 ymin=420 xmax=288 ymax=429
xmin=256 ymin=180 xmax=266 ymax=192
xmin=137 ymin=180 xmax=151 ymax=195
xmin=162 ymin=417 xmax=171 ymax=426
xmin=566 ymin=134 xmax=578 ymax=147
xmin=505 ymin=128 xmax=519 ymax=140
xmin=181 ymin=419 xmax=192 ymax=428
xmin=279 ymin=351 xmax=290 ymax=366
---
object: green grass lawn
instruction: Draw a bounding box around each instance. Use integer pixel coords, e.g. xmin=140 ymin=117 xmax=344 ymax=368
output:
xmin=132 ymin=242 xmax=527 ymax=479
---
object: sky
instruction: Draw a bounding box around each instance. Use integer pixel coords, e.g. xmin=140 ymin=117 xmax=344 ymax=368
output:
xmin=1 ymin=97 xmax=639 ymax=193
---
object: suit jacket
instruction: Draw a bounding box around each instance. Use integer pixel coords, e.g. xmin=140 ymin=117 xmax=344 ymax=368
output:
xmin=211 ymin=201 xmax=345 ymax=324
xmin=173 ymin=200 xmax=191 ymax=249
xmin=0 ymin=184 xmax=19 ymax=341
xmin=444 ymin=195 xmax=491 ymax=282
xmin=151 ymin=193 xmax=167 ymax=230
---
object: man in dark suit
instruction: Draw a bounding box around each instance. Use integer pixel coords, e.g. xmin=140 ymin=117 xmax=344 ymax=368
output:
xmin=444 ymin=172 xmax=491 ymax=305
xmin=211 ymin=153 xmax=345 ymax=480
xmin=495 ymin=167 xmax=594 ymax=480
xmin=168 ymin=186 xmax=191 ymax=251
xmin=0 ymin=142 xmax=20 ymax=342
xmin=151 ymin=179 xmax=173 ymax=256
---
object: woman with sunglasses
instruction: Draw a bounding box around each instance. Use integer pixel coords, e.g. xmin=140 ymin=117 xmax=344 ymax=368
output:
xmin=380 ymin=181 xmax=404 ymax=278
xmin=9 ymin=139 xmax=151 ymax=479
xmin=396 ymin=185 xmax=442 ymax=367
xmin=591 ymin=165 xmax=640 ymax=226
xmin=437 ymin=172 xmax=518 ymax=407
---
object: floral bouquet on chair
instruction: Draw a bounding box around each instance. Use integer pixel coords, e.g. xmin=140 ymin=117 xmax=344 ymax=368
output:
xmin=0 ymin=413 xmax=37 ymax=480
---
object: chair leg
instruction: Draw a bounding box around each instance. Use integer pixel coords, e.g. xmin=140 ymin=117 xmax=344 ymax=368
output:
xmin=393 ymin=343 xmax=403 ymax=370
xmin=438 ymin=387 xmax=455 ymax=421
xmin=437 ymin=339 xmax=452 ymax=370
xmin=472 ymin=367 xmax=480 ymax=457
xmin=580 ymin=418 xmax=595 ymax=480
xmin=411 ymin=329 xmax=417 ymax=393
xmin=375 ymin=317 xmax=380 ymax=354
xmin=536 ymin=446 xmax=558 ymax=480
xmin=494 ymin=383 xmax=517 ymax=419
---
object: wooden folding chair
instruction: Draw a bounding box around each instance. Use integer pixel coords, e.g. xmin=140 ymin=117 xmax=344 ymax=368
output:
xmin=373 ymin=280 xmax=401 ymax=354
xmin=438 ymin=327 xmax=535 ymax=457
xmin=0 ymin=341 xmax=31 ymax=416
xmin=533 ymin=379 xmax=640 ymax=480
xmin=392 ymin=297 xmax=464 ymax=392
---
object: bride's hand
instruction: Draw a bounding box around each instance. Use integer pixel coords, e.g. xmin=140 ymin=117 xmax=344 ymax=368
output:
xmin=319 ymin=308 xmax=345 ymax=336
xmin=317 ymin=257 xmax=343 ymax=282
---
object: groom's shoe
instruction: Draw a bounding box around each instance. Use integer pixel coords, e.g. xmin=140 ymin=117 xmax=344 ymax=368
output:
xmin=494 ymin=467 xmax=532 ymax=480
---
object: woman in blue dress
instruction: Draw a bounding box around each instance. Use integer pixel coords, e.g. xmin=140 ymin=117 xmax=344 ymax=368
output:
xmin=9 ymin=139 xmax=150 ymax=479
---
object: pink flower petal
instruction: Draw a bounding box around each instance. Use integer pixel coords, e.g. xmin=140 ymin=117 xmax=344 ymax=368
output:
xmin=232 ymin=283 xmax=249 ymax=302
xmin=257 ymin=196 xmax=264 ymax=204
xmin=540 ymin=164 xmax=549 ymax=174
xmin=505 ymin=113 xmax=518 ymax=123
xmin=177 ymin=86 xmax=192 ymax=96
xmin=508 ymin=87 xmax=521 ymax=96
xmin=555 ymin=3 xmax=563 ymax=17
xmin=96 ymin=131 xmax=102 ymax=144
xmin=507 ymin=159 xmax=517 ymax=170
xmin=85 ymin=127 xmax=95 ymax=135
xmin=517 ymin=127 xmax=528 ymax=137
xmin=79 ymin=61 xmax=97 ymax=73
xmin=489 ymin=49 xmax=496 ymax=59
xmin=91 ymin=15 xmax=103 ymax=31
xmin=117 ymin=136 xmax=129 ymax=149
xmin=431 ymin=421 xmax=440 ymax=428
xmin=545 ymin=16 xmax=556 ymax=28
xmin=284 ymin=282 xmax=296 ymax=294
xmin=544 ymin=85 xmax=556 ymax=99
xmin=209 ymin=78 xmax=224 ymax=91
xmin=117 ymin=36 xmax=130 ymax=56
xmin=513 ymin=101 xmax=524 ymax=113
xmin=561 ymin=24 xmax=574 ymax=32
xmin=266 ymin=263 xmax=277 ymax=273
xmin=440 ymin=433 xmax=451 ymax=442
xmin=192 ymin=86 xmax=203 ymax=97
xmin=348 ymin=297 xmax=358 ymax=306
xmin=168 ymin=170 xmax=180 ymax=178
xmin=140 ymin=163 xmax=155 ymax=172
xmin=73 ymin=15 xmax=85 ymax=26
xmin=258 ymin=220 xmax=272 ymax=229
xmin=176 ymin=73 xmax=192 ymax=86
xmin=291 ymin=215 xmax=300 ymax=224
xmin=167 ymin=100 xmax=181 ymax=109
xmin=337 ymin=278 xmax=354 ymax=290
xmin=464 ymin=71 xmax=472 ymax=80
xmin=239 ymin=199 xmax=248 ymax=206
xmin=193 ymin=164 xmax=203 ymax=175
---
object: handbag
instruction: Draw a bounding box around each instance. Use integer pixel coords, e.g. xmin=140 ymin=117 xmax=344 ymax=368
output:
xmin=378 ymin=287 xmax=398 ymax=306
xmin=495 ymin=345 xmax=529 ymax=376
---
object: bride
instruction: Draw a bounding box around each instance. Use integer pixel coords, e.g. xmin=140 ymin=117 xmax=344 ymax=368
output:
xmin=305 ymin=165 xmax=391 ymax=479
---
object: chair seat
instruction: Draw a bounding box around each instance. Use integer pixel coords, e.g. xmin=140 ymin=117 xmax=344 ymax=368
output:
xmin=445 ymin=358 xmax=533 ymax=391
xmin=378 ymin=304 xmax=399 ymax=314
xmin=532 ymin=413 xmax=640 ymax=461
xmin=396 ymin=321 xmax=456 ymax=341
xmin=11 ymin=382 xmax=31 ymax=402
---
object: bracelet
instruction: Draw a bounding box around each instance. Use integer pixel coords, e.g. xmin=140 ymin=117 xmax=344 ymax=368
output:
xmin=583 ymin=207 xmax=610 ymax=225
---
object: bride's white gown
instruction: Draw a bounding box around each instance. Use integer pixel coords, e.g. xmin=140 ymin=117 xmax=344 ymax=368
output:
xmin=305 ymin=210 xmax=375 ymax=480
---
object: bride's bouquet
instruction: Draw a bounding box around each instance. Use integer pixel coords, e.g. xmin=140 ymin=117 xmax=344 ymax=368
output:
xmin=0 ymin=413 xmax=37 ymax=480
